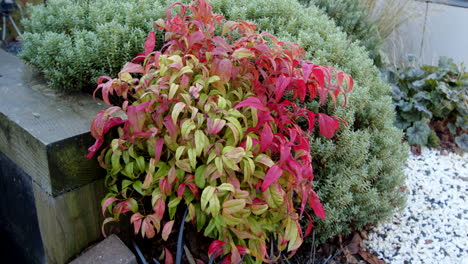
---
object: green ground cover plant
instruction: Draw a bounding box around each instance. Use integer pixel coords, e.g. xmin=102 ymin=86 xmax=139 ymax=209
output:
xmin=210 ymin=0 xmax=408 ymax=244
xmin=89 ymin=1 xmax=354 ymax=262
xmin=386 ymin=57 xmax=468 ymax=150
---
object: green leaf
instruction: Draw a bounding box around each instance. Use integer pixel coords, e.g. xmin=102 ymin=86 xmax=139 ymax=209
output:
xmin=169 ymin=83 xmax=179 ymax=99
xmin=196 ymin=206 xmax=207 ymax=231
xmin=154 ymin=162 xmax=170 ymax=179
xmin=195 ymin=165 xmax=207 ymax=188
xmin=133 ymin=181 xmax=144 ymax=195
xmin=175 ymin=146 xmax=186 ymax=161
xmin=201 ymin=186 xmax=215 ymax=211
xmin=203 ymin=218 xmax=217 ymax=237
xmin=188 ymin=148 xmax=197 ymax=169
xmin=168 ymin=197 xmax=181 ymax=219
xmin=136 ymin=156 xmax=146 ymax=173
xmin=217 ymin=183 xmax=235 ymax=193
xmin=111 ymin=152 xmax=122 ymax=172
xmin=455 ymin=134 xmax=468 ymax=151
xmin=214 ymin=157 xmax=223 ymax=174
xmin=406 ymin=121 xmax=431 ymax=146
xmin=194 ymin=130 xmax=206 ymax=156
xmin=176 ymin=159 xmax=192 ymax=173
xmin=172 ymin=102 xmax=186 ymax=125
xmin=122 ymin=180 xmax=133 ymax=190
xmin=181 ymin=119 xmax=196 ymax=138
xmin=208 ymin=195 xmax=220 ymax=216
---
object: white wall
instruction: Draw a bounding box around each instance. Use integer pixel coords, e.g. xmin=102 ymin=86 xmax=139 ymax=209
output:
xmin=385 ymin=2 xmax=468 ymax=66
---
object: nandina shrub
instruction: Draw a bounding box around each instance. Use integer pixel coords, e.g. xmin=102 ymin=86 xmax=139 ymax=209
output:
xmin=209 ymin=0 xmax=408 ymax=244
xmin=88 ymin=0 xmax=353 ymax=262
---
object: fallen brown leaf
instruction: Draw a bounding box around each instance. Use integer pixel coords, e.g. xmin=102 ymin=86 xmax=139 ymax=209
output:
xmin=347 ymin=233 xmax=363 ymax=255
xmin=359 ymin=230 xmax=369 ymax=240
xmin=358 ymin=250 xmax=386 ymax=264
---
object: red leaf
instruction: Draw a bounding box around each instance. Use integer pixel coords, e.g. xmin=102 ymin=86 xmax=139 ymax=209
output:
xmin=206 ymin=118 xmax=226 ymax=135
xmin=177 ymin=183 xmax=186 ymax=198
xmin=317 ymin=113 xmax=339 ymax=138
xmin=208 ymin=240 xmax=226 ymax=258
xmin=121 ymin=62 xmax=144 ymax=74
xmin=337 ymin=71 xmax=354 ymax=93
xmin=187 ymin=183 xmax=199 ymax=198
xmin=144 ymin=31 xmax=156 ymax=56
xmin=162 ymin=220 xmax=174 ymax=241
xmin=234 ymin=97 xmax=266 ymax=111
xmin=126 ymin=103 xmax=150 ymax=132
xmin=236 ymin=245 xmax=250 ymax=255
xmin=164 ymin=247 xmax=174 ymax=264
xmin=308 ymin=190 xmax=326 ymax=219
xmin=154 ymin=138 xmax=164 ymax=163
xmin=306 ymin=110 xmax=316 ymax=132
xmin=275 ymin=75 xmax=291 ymax=102
xmin=153 ymin=198 xmax=165 ymax=220
xmin=188 ymin=31 xmax=205 ymax=48
xmin=159 ymin=178 xmax=171 ymax=196
xmin=218 ymin=58 xmax=232 ymax=83
xmin=130 ymin=213 xmax=144 ymax=235
xmin=303 ymin=211 xmax=313 ymax=237
xmin=312 ymin=68 xmax=325 ymax=89
xmin=101 ymin=197 xmax=118 ymax=216
xmin=261 ymin=165 xmax=283 ymax=191
xmin=260 ymin=124 xmax=273 ymax=152
xmin=87 ymin=111 xmax=124 ymax=158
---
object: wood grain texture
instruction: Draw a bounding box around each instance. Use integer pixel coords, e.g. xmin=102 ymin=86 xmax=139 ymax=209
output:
xmin=0 ymin=49 xmax=107 ymax=196
xmin=33 ymin=179 xmax=106 ymax=264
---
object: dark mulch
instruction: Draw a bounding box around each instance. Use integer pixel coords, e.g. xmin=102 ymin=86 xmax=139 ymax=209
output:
xmin=0 ymin=39 xmax=22 ymax=56
xmin=114 ymin=217 xmax=387 ymax=264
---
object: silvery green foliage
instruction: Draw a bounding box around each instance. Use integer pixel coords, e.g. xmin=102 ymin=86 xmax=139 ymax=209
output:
xmin=20 ymin=0 xmax=170 ymax=92
xmin=302 ymin=0 xmax=383 ymax=67
xmin=210 ymin=0 xmax=407 ymax=243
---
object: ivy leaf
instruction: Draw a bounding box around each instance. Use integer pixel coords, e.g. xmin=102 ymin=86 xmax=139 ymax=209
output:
xmin=406 ymin=121 xmax=431 ymax=146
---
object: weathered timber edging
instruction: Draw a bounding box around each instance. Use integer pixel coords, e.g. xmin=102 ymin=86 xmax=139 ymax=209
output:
xmin=0 ymin=49 xmax=106 ymax=196
xmin=0 ymin=49 xmax=108 ymax=263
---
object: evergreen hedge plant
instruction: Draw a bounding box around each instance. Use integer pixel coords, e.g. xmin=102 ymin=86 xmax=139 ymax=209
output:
xmin=20 ymin=0 xmax=168 ymax=92
xmin=301 ymin=0 xmax=384 ymax=67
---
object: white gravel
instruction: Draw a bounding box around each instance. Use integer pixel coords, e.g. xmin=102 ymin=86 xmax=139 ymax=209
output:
xmin=365 ymin=148 xmax=468 ymax=264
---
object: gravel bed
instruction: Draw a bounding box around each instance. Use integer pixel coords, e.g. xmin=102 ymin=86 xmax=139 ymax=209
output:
xmin=366 ymin=148 xmax=468 ymax=264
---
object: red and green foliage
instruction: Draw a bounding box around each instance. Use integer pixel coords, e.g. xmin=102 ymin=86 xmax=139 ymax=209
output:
xmin=88 ymin=0 xmax=353 ymax=262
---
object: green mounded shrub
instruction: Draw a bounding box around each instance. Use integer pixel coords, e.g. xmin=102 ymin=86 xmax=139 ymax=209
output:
xmin=20 ymin=0 xmax=168 ymax=92
xmin=300 ymin=0 xmax=384 ymax=67
xmin=210 ymin=0 xmax=408 ymax=243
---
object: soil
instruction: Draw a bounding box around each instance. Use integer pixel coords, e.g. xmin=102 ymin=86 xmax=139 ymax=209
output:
xmin=429 ymin=119 xmax=466 ymax=153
